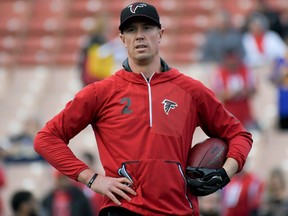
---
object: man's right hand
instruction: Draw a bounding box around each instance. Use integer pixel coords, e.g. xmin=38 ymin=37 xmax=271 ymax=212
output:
xmin=91 ymin=174 xmax=137 ymax=205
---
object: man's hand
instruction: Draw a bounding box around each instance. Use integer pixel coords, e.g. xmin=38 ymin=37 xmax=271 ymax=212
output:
xmin=186 ymin=167 xmax=230 ymax=196
xmin=91 ymin=174 xmax=137 ymax=205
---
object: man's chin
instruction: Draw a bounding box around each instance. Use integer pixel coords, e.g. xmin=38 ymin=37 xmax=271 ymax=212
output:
xmin=135 ymin=53 xmax=151 ymax=62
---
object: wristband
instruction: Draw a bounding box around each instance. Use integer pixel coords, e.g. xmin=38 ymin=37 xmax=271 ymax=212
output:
xmin=87 ymin=173 xmax=98 ymax=188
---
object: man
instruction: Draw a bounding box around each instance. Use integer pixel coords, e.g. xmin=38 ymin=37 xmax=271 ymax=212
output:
xmin=34 ymin=2 xmax=253 ymax=216
xmin=10 ymin=190 xmax=38 ymax=216
xmin=200 ymin=9 xmax=245 ymax=64
xmin=41 ymin=171 xmax=94 ymax=216
xmin=211 ymin=48 xmax=258 ymax=131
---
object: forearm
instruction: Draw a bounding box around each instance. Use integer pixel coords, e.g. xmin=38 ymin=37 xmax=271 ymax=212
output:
xmin=223 ymin=157 xmax=239 ymax=178
xmin=77 ymin=168 xmax=97 ymax=185
xmin=34 ymin=128 xmax=89 ymax=180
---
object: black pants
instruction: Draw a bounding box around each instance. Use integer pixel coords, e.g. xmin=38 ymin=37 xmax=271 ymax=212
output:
xmin=99 ymin=207 xmax=142 ymax=216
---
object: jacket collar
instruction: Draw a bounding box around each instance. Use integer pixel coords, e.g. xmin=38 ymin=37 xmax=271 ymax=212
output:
xmin=122 ymin=58 xmax=171 ymax=72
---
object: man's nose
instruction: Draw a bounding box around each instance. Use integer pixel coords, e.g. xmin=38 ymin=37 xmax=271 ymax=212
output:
xmin=136 ymin=29 xmax=144 ymax=40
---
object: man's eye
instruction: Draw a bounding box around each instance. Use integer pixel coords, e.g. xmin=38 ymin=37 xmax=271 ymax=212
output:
xmin=144 ymin=25 xmax=152 ymax=30
xmin=126 ymin=28 xmax=135 ymax=32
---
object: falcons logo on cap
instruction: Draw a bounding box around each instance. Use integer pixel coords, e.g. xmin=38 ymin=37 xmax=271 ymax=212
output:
xmin=162 ymin=99 xmax=178 ymax=115
xmin=128 ymin=3 xmax=147 ymax=13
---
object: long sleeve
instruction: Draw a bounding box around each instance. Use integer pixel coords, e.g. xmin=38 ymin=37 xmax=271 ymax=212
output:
xmin=34 ymin=84 xmax=98 ymax=180
xmin=196 ymin=84 xmax=253 ymax=172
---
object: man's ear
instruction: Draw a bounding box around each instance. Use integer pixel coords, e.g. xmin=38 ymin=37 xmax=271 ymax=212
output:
xmin=119 ymin=34 xmax=127 ymax=47
xmin=159 ymin=28 xmax=164 ymax=43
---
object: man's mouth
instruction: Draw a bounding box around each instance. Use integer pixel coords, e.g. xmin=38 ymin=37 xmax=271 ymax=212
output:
xmin=135 ymin=44 xmax=147 ymax=50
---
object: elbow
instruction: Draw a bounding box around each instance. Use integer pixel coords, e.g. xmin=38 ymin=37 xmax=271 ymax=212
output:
xmin=34 ymin=131 xmax=43 ymax=155
xmin=34 ymin=127 xmax=52 ymax=156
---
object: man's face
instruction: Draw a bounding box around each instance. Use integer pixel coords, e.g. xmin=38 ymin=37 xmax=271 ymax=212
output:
xmin=120 ymin=20 xmax=164 ymax=63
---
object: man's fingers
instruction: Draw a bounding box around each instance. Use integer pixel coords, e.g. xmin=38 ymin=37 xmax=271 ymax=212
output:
xmin=107 ymin=191 xmax=121 ymax=206
xmin=119 ymin=177 xmax=133 ymax=185
xmin=112 ymin=187 xmax=133 ymax=202
xmin=107 ymin=184 xmax=136 ymax=205
xmin=118 ymin=183 xmax=137 ymax=197
xmin=118 ymin=177 xmax=137 ymax=195
xmin=92 ymin=175 xmax=137 ymax=205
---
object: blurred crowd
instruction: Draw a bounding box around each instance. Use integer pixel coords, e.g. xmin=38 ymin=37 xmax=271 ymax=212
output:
xmin=200 ymin=0 xmax=288 ymax=132
xmin=198 ymin=0 xmax=288 ymax=215
xmin=199 ymin=166 xmax=288 ymax=216
xmin=0 ymin=0 xmax=288 ymax=215
xmin=4 ymin=165 xmax=288 ymax=216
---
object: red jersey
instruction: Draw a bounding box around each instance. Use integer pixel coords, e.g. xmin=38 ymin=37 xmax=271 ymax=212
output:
xmin=222 ymin=172 xmax=263 ymax=216
xmin=34 ymin=66 xmax=252 ymax=216
xmin=213 ymin=63 xmax=256 ymax=127
xmin=52 ymin=190 xmax=71 ymax=216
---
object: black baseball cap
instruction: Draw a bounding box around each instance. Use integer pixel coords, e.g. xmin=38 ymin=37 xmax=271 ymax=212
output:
xmin=119 ymin=2 xmax=161 ymax=32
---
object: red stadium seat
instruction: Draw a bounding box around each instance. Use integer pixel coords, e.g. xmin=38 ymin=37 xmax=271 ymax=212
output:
xmin=0 ymin=1 xmax=31 ymax=35
xmin=17 ymin=51 xmax=56 ymax=65
xmin=0 ymin=1 xmax=30 ymax=19
xmin=64 ymin=17 xmax=93 ymax=36
xmin=70 ymin=0 xmax=104 ymax=17
xmin=0 ymin=51 xmax=17 ymax=66
xmin=27 ymin=17 xmax=64 ymax=36
xmin=1 ymin=0 xmax=260 ymax=65
xmin=26 ymin=0 xmax=67 ymax=36
xmin=0 ymin=35 xmax=21 ymax=51
xmin=56 ymin=51 xmax=79 ymax=65
xmin=60 ymin=35 xmax=86 ymax=53
xmin=183 ymin=0 xmax=216 ymax=14
xmin=21 ymin=36 xmax=59 ymax=54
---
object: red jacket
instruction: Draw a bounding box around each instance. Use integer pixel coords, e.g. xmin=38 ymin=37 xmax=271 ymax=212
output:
xmin=222 ymin=172 xmax=263 ymax=216
xmin=34 ymin=67 xmax=252 ymax=216
xmin=216 ymin=64 xmax=255 ymax=126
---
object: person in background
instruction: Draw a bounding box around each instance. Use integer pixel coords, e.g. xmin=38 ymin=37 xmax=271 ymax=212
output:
xmin=270 ymin=52 xmax=288 ymax=130
xmin=78 ymin=14 xmax=113 ymax=86
xmin=41 ymin=170 xmax=93 ymax=216
xmin=198 ymin=192 xmax=221 ymax=216
xmin=78 ymin=14 xmax=126 ymax=86
xmin=279 ymin=7 xmax=288 ymax=45
xmin=221 ymin=162 xmax=264 ymax=216
xmin=0 ymin=116 xmax=44 ymax=163
xmin=201 ymin=9 xmax=245 ymax=64
xmin=211 ymin=48 xmax=258 ymax=131
xmin=10 ymin=190 xmax=39 ymax=216
xmin=252 ymin=0 xmax=283 ymax=38
xmin=242 ymin=12 xmax=287 ymax=68
xmin=259 ymin=167 xmax=288 ymax=216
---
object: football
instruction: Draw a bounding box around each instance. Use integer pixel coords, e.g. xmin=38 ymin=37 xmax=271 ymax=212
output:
xmin=187 ymin=137 xmax=228 ymax=169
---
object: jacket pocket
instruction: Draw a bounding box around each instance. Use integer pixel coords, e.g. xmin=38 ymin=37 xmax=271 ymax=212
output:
xmin=120 ymin=159 xmax=192 ymax=211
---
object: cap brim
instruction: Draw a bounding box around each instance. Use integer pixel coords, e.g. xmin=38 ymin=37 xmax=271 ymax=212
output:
xmin=119 ymin=15 xmax=161 ymax=31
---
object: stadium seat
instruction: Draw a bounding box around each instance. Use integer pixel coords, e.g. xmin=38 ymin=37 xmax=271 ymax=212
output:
xmin=56 ymin=51 xmax=79 ymax=65
xmin=0 ymin=1 xmax=31 ymax=36
xmin=21 ymin=36 xmax=59 ymax=54
xmin=60 ymin=35 xmax=86 ymax=53
xmin=183 ymin=0 xmax=216 ymax=14
xmin=17 ymin=52 xmax=56 ymax=65
xmin=0 ymin=52 xmax=16 ymax=66
xmin=2 ymin=0 xmax=272 ymax=66
xmin=0 ymin=36 xmax=21 ymax=51
xmin=70 ymin=0 xmax=104 ymax=17
xmin=64 ymin=17 xmax=94 ymax=36
xmin=26 ymin=0 xmax=67 ymax=36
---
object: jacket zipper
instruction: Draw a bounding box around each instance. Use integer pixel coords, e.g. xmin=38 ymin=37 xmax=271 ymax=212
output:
xmin=177 ymin=164 xmax=193 ymax=210
xmin=141 ymin=72 xmax=155 ymax=127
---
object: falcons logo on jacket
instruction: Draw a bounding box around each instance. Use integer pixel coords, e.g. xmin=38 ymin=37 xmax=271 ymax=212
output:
xmin=128 ymin=3 xmax=147 ymax=13
xmin=162 ymin=99 xmax=178 ymax=115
